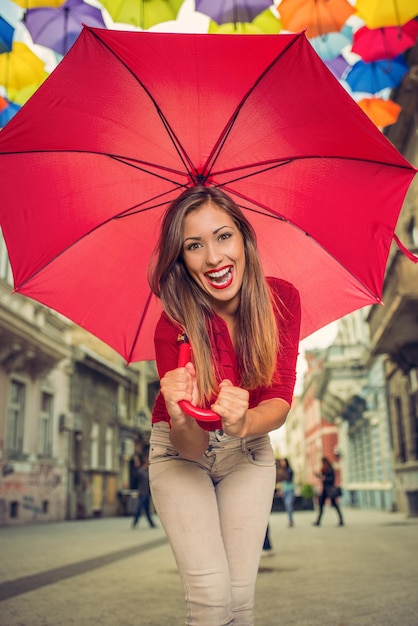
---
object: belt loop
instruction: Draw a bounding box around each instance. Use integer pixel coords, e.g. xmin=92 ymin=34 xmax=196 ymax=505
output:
xmin=241 ymin=437 xmax=247 ymax=452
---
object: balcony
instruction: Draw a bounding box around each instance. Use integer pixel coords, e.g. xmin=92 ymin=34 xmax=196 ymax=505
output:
xmin=368 ymin=249 xmax=418 ymax=369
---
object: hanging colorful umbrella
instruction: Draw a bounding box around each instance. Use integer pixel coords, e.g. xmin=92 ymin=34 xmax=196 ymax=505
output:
xmin=357 ymin=97 xmax=402 ymax=128
xmin=352 ymin=20 xmax=418 ymax=63
xmin=324 ymin=54 xmax=350 ymax=79
xmin=354 ymin=0 xmax=418 ymax=29
xmin=99 ymin=0 xmax=176 ymax=29
xmin=23 ymin=0 xmax=106 ymax=56
xmin=195 ymin=0 xmax=273 ymax=25
xmin=344 ymin=55 xmax=410 ymax=94
xmin=0 ymin=41 xmax=45 ymax=91
xmin=0 ymin=99 xmax=20 ymax=126
xmin=309 ymin=25 xmax=352 ymax=61
xmin=278 ymin=0 xmax=354 ymax=39
xmin=208 ymin=9 xmax=281 ymax=33
xmin=12 ymin=0 xmax=64 ymax=7
xmin=0 ymin=15 xmax=15 ymax=54
xmin=0 ymin=95 xmax=8 ymax=111
xmin=0 ymin=28 xmax=416 ymax=365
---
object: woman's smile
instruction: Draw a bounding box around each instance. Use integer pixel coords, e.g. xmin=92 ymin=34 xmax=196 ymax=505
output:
xmin=204 ymin=264 xmax=234 ymax=289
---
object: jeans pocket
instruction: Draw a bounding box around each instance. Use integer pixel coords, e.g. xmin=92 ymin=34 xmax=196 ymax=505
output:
xmin=246 ymin=438 xmax=275 ymax=467
xmin=149 ymin=443 xmax=179 ymax=465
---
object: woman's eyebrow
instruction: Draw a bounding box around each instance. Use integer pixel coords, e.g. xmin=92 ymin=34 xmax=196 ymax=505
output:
xmin=183 ymin=225 xmax=230 ymax=244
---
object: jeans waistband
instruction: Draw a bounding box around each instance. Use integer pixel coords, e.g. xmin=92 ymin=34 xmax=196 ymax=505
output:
xmin=151 ymin=421 xmax=270 ymax=454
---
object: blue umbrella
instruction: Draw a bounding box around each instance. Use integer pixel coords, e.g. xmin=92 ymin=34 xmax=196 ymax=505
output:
xmin=309 ymin=26 xmax=352 ymax=61
xmin=0 ymin=100 xmax=20 ymax=127
xmin=345 ymin=55 xmax=409 ymax=94
xmin=0 ymin=15 xmax=14 ymax=54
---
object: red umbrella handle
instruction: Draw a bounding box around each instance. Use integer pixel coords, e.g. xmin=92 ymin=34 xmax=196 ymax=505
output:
xmin=177 ymin=336 xmax=219 ymax=422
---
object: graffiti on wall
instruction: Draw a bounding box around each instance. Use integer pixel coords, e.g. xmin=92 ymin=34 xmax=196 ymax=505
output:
xmin=0 ymin=461 xmax=65 ymax=524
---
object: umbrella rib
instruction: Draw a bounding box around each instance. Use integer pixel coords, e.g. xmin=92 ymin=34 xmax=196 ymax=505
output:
xmin=220 ymin=193 xmax=383 ymax=302
xmin=127 ymin=289 xmax=154 ymax=364
xmin=201 ymin=33 xmax=305 ymax=180
xmin=88 ymin=27 xmax=197 ymax=179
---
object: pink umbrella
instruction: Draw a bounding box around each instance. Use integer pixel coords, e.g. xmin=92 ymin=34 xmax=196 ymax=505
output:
xmin=352 ymin=20 xmax=418 ymax=62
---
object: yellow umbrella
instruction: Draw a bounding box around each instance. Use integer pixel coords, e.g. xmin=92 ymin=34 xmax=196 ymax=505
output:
xmin=355 ymin=0 xmax=418 ymax=29
xmin=13 ymin=0 xmax=64 ymax=7
xmin=7 ymin=76 xmax=48 ymax=105
xmin=357 ymin=97 xmax=402 ymax=128
xmin=100 ymin=0 xmax=175 ymax=29
xmin=0 ymin=42 xmax=45 ymax=92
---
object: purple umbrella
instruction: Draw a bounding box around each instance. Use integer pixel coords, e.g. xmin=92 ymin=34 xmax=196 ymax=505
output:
xmin=195 ymin=0 xmax=273 ymax=25
xmin=324 ymin=54 xmax=350 ymax=79
xmin=24 ymin=0 xmax=105 ymax=56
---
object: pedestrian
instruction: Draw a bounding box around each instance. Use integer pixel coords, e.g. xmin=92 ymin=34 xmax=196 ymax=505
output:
xmin=279 ymin=458 xmax=295 ymax=527
xmin=131 ymin=454 xmax=156 ymax=529
xmin=313 ymin=456 xmax=344 ymax=527
xmin=147 ymin=185 xmax=301 ymax=625
xmin=261 ymin=524 xmax=275 ymax=557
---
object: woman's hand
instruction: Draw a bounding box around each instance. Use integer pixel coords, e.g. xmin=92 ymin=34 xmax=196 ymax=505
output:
xmin=160 ymin=362 xmax=198 ymax=427
xmin=211 ymin=379 xmax=249 ymax=438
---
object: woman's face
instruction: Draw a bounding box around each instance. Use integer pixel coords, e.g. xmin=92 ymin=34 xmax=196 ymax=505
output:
xmin=182 ymin=202 xmax=246 ymax=315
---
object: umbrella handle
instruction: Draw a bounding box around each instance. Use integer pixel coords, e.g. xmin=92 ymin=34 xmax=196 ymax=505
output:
xmin=177 ymin=337 xmax=220 ymax=422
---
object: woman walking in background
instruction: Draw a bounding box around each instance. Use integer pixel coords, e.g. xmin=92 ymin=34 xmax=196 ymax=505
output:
xmin=279 ymin=458 xmax=295 ymax=527
xmin=313 ymin=456 xmax=344 ymax=527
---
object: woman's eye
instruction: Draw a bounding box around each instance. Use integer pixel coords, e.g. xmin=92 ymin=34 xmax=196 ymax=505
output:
xmin=186 ymin=242 xmax=201 ymax=251
xmin=218 ymin=232 xmax=232 ymax=241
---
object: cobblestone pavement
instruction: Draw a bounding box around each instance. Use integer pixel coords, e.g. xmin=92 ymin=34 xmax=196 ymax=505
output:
xmin=1 ymin=507 xmax=417 ymax=626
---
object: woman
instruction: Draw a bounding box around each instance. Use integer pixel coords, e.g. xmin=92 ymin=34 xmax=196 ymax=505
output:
xmin=279 ymin=458 xmax=295 ymax=527
xmin=148 ymin=186 xmax=301 ymax=625
xmin=313 ymin=456 xmax=344 ymax=527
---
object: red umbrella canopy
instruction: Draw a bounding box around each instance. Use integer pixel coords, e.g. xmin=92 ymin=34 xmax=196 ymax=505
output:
xmin=0 ymin=29 xmax=416 ymax=362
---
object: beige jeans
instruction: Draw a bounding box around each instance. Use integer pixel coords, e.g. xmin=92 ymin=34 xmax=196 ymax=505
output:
xmin=149 ymin=421 xmax=276 ymax=626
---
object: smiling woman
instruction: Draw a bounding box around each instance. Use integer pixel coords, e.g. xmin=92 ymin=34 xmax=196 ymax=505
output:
xmin=146 ymin=185 xmax=301 ymax=625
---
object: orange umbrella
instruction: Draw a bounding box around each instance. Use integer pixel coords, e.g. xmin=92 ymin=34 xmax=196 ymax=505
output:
xmin=354 ymin=0 xmax=418 ymax=29
xmin=278 ymin=0 xmax=354 ymax=38
xmin=357 ymin=97 xmax=402 ymax=128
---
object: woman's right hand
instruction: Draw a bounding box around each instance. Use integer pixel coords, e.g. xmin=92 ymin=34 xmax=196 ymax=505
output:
xmin=160 ymin=362 xmax=198 ymax=426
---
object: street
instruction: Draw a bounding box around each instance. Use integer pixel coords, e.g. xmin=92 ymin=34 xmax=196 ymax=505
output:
xmin=0 ymin=508 xmax=417 ymax=626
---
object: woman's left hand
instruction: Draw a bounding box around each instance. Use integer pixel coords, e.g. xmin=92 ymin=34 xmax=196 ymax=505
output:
xmin=211 ymin=379 xmax=249 ymax=438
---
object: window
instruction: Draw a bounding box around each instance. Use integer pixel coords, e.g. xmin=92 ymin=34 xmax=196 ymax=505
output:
xmin=90 ymin=422 xmax=99 ymax=469
xmin=6 ymin=380 xmax=26 ymax=453
xmin=39 ymin=392 xmax=53 ymax=456
xmin=394 ymin=397 xmax=406 ymax=463
xmin=105 ymin=426 xmax=114 ymax=470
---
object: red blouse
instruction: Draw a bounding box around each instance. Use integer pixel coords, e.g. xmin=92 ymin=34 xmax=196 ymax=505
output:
xmin=152 ymin=277 xmax=301 ymax=432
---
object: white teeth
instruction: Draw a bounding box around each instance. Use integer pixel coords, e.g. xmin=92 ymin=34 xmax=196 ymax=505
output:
xmin=207 ymin=267 xmax=231 ymax=279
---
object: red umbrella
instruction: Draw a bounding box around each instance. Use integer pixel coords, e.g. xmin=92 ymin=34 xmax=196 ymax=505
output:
xmin=352 ymin=20 xmax=418 ymax=62
xmin=0 ymin=28 xmax=416 ymax=364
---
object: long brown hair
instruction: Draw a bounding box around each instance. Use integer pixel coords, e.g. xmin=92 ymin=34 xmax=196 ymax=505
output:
xmin=148 ymin=186 xmax=280 ymax=405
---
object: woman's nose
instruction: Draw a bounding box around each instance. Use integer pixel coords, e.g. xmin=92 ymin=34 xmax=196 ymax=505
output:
xmin=205 ymin=243 xmax=222 ymax=266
